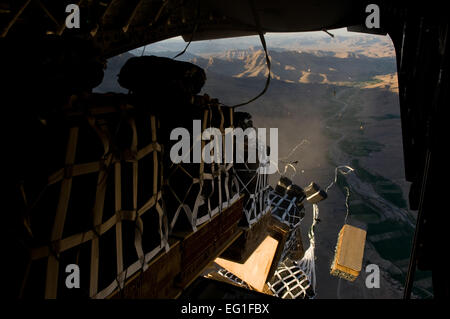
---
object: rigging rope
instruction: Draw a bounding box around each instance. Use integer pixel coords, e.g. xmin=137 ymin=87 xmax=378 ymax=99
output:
xmin=270 ymin=139 xmax=311 ymax=178
xmin=172 ymin=0 xmax=200 ymax=59
xmin=232 ymin=0 xmax=271 ymax=108
xmin=279 ymin=139 xmax=310 ymax=163
xmin=325 ymin=165 xmax=354 ymax=193
xmin=343 ymin=186 xmax=350 ymax=224
xmin=325 ymin=165 xmax=354 ymax=223
xmin=296 ymin=203 xmax=319 ymax=293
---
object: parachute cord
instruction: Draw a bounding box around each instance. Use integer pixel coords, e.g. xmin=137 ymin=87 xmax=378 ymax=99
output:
xmin=232 ymin=0 xmax=271 ymax=108
xmin=344 ymin=186 xmax=351 ymax=224
xmin=325 ymin=165 xmax=354 ymax=224
xmin=269 ymin=139 xmax=310 ymax=179
xmin=173 ymin=0 xmax=200 ymax=59
xmin=297 ymin=203 xmax=319 ymax=293
xmin=279 ymin=139 xmax=310 ymax=163
xmin=325 ymin=165 xmax=354 ymax=193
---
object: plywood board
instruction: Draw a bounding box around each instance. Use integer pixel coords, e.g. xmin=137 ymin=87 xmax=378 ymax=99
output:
xmin=331 ymin=224 xmax=367 ymax=281
xmin=215 ymin=235 xmax=279 ymax=292
xmin=337 ymin=224 xmax=366 ymax=272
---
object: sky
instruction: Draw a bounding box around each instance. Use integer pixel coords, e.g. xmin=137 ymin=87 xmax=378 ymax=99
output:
xmin=129 ymin=27 xmax=390 ymax=56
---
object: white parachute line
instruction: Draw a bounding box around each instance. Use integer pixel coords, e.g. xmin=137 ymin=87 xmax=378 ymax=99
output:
xmin=269 ymin=159 xmax=283 ymax=176
xmin=283 ymin=163 xmax=297 ymax=178
xmin=344 ymin=186 xmax=350 ymax=224
xmin=297 ymin=203 xmax=319 ymax=293
xmin=325 ymin=165 xmax=354 ymax=193
xmin=324 ymin=165 xmax=354 ymax=223
xmin=269 ymin=139 xmax=310 ymax=179
xmin=269 ymin=159 xmax=298 ymax=179
xmin=279 ymin=139 xmax=310 ymax=162
xmin=308 ymin=203 xmax=319 ymax=243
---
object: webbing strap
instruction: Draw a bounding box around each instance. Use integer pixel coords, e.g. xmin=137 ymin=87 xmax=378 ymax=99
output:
xmin=114 ymin=160 xmax=124 ymax=290
xmin=30 ymin=192 xmax=164 ymax=261
xmin=89 ymin=116 xmax=112 ymax=297
xmin=269 ymin=191 xmax=304 ymax=229
xmin=89 ymin=157 xmax=112 ymax=296
xmin=45 ymin=126 xmax=79 ymax=299
xmin=166 ymin=105 xmax=243 ymax=231
xmin=234 ymin=160 xmax=270 ymax=225
xmin=129 ymin=118 xmax=146 ymax=273
xmin=268 ymin=260 xmax=312 ymax=299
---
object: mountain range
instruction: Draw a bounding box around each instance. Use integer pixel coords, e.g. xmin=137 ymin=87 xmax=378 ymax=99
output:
xmin=139 ymin=30 xmax=395 ymax=58
xmin=96 ymin=47 xmax=398 ymax=95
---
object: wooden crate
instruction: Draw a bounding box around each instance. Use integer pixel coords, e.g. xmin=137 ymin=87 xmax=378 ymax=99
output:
xmin=266 ymin=217 xmax=291 ymax=281
xmin=219 ymin=209 xmax=272 ymax=263
xmin=330 ymin=224 xmax=367 ymax=281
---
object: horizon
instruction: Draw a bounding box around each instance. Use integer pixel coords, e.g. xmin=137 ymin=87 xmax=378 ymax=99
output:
xmin=129 ymin=27 xmax=393 ymax=56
